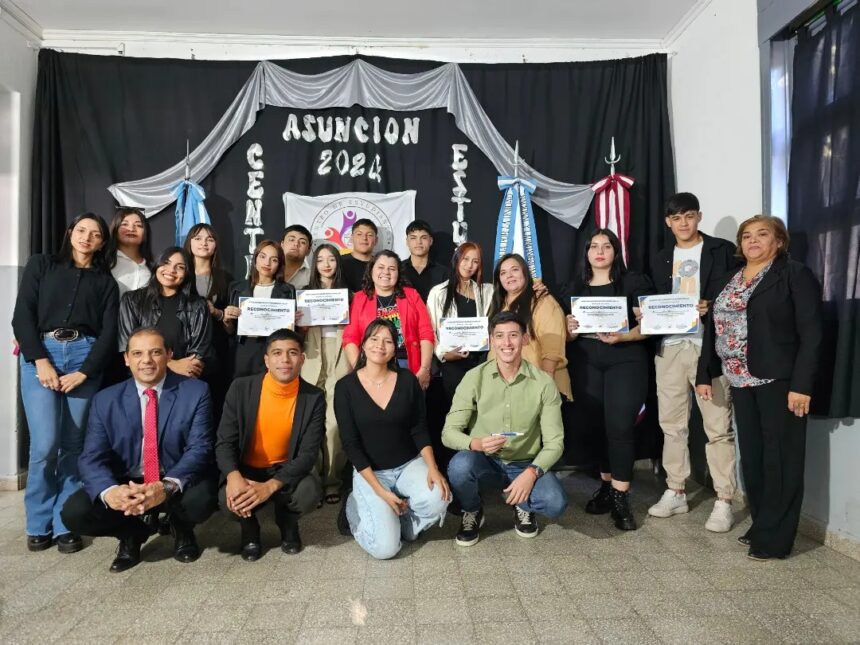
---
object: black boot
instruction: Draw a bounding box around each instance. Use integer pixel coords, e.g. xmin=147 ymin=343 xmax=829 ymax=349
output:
xmin=275 ymin=505 xmax=303 ymax=555
xmin=110 ymin=534 xmax=144 ymax=573
xmin=239 ymin=516 xmax=262 ymax=562
xmin=610 ymin=487 xmax=637 ymax=531
xmin=585 ymin=481 xmax=612 ymax=515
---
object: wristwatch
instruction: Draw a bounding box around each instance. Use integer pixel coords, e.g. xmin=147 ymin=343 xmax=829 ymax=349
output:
xmin=161 ymin=479 xmax=179 ymax=499
xmin=528 ymin=464 xmax=544 ymax=479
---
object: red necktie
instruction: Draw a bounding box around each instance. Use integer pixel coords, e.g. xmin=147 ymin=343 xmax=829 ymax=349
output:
xmin=143 ymin=388 xmax=160 ymax=483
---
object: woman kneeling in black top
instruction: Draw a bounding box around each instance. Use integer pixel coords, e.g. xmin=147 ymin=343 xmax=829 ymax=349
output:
xmin=334 ymin=318 xmax=450 ymax=559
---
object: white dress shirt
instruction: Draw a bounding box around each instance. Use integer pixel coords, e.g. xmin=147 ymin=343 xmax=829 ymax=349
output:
xmin=111 ymin=250 xmax=151 ymax=296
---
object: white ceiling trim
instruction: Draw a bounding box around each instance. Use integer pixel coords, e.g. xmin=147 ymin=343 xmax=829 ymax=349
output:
xmin=39 ymin=30 xmax=672 ymax=62
xmin=0 ymin=0 xmax=42 ymax=43
xmin=663 ymin=0 xmax=714 ymax=48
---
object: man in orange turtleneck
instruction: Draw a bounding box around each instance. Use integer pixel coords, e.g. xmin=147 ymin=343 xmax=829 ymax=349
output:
xmin=215 ymin=329 xmax=326 ymax=560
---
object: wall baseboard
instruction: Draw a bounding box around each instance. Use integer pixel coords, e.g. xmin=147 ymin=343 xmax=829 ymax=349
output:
xmin=799 ymin=514 xmax=860 ymax=562
xmin=0 ymin=471 xmax=25 ymax=491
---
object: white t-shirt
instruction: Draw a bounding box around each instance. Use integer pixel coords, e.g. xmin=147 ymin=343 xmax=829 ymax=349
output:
xmin=664 ymin=240 xmax=703 ymax=346
xmin=253 ymin=283 xmax=276 ymax=298
xmin=112 ymin=250 xmax=151 ymax=296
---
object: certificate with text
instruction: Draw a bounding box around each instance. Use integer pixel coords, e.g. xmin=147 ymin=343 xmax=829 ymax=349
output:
xmin=569 ymin=297 xmax=630 ymax=333
xmin=638 ymin=294 xmax=700 ymax=335
xmin=296 ymin=289 xmax=350 ymax=326
xmin=438 ymin=317 xmax=490 ymax=352
xmin=237 ymin=298 xmax=295 ymax=337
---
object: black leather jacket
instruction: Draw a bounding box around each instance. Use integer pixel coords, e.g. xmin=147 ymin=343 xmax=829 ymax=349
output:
xmin=118 ymin=287 xmax=213 ymax=368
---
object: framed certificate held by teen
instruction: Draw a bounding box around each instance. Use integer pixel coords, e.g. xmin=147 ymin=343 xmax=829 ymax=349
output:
xmin=569 ymin=297 xmax=630 ymax=333
xmin=438 ymin=317 xmax=490 ymax=352
xmin=237 ymin=297 xmax=296 ymax=337
xmin=638 ymin=294 xmax=700 ymax=335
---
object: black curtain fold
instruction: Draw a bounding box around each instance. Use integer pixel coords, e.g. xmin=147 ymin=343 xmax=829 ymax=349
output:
xmin=788 ymin=4 xmax=860 ymax=418
xmin=30 ymin=51 xmax=675 ymax=292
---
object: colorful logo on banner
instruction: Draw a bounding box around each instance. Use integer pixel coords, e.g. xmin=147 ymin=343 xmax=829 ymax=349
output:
xmin=494 ymin=177 xmax=542 ymax=279
xmin=284 ymin=191 xmax=415 ymax=258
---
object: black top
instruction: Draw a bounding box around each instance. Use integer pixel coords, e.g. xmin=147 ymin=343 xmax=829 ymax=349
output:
xmin=341 ymin=254 xmax=369 ymax=293
xmin=401 ymin=258 xmax=451 ymax=302
xmin=156 ymin=294 xmax=184 ymax=357
xmin=565 ymin=271 xmax=655 ymax=329
xmin=12 ymin=254 xmax=119 ymax=377
xmin=453 ymin=291 xmax=478 ymax=318
xmin=696 ymin=255 xmax=823 ymax=395
xmin=334 ymin=370 xmax=430 ymax=471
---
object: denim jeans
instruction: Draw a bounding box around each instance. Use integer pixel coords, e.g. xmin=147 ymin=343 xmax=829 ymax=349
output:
xmin=346 ymin=456 xmax=449 ymax=560
xmin=447 ymin=451 xmax=568 ymax=518
xmin=19 ymin=336 xmax=102 ymax=537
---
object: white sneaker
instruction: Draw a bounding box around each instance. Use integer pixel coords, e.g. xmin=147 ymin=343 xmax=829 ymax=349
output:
xmin=647 ymin=489 xmax=689 ymax=518
xmin=705 ymin=500 xmax=734 ymax=533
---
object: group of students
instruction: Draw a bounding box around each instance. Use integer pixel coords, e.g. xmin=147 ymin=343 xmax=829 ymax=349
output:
xmin=13 ymin=191 xmax=822 ymax=569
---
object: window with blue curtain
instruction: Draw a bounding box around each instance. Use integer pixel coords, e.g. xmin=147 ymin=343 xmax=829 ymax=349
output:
xmin=788 ymin=0 xmax=860 ymax=417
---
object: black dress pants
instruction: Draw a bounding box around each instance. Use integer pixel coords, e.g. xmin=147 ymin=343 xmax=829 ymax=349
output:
xmin=732 ymin=380 xmax=807 ymax=558
xmin=61 ymin=477 xmax=218 ymax=541
xmin=569 ymin=338 xmax=648 ymax=482
xmin=218 ymin=464 xmax=322 ymax=520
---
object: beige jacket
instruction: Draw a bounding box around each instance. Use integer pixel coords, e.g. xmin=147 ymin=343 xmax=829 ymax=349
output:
xmin=300 ymin=325 xmax=349 ymax=385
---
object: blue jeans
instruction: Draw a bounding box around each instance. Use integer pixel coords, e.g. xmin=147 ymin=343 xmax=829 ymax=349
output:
xmin=19 ymin=337 xmax=102 ymax=537
xmin=447 ymin=451 xmax=568 ymax=518
xmin=346 ymin=456 xmax=449 ymax=560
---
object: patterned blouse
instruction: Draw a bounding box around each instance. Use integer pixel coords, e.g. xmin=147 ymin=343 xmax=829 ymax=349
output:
xmin=713 ymin=262 xmax=775 ymax=388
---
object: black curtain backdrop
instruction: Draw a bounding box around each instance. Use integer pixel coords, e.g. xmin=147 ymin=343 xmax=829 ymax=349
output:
xmin=789 ymin=4 xmax=860 ymax=418
xmin=31 ymin=51 xmax=675 ymax=292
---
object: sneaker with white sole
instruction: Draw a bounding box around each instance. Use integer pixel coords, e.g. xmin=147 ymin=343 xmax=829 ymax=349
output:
xmin=705 ymin=499 xmax=734 ymax=533
xmin=455 ymin=509 xmax=485 ymax=547
xmin=513 ymin=506 xmax=538 ymax=538
xmin=647 ymin=489 xmax=689 ymax=518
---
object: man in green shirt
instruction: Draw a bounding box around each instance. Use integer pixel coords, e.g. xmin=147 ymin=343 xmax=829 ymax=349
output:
xmin=442 ymin=311 xmax=567 ymax=546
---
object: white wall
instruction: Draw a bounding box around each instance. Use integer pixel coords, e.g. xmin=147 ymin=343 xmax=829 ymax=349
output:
xmin=0 ymin=17 xmax=38 ymax=485
xmin=669 ymin=1 xmax=763 ymax=240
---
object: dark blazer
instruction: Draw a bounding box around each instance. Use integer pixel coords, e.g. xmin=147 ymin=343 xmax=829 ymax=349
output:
xmin=650 ymin=232 xmax=743 ymax=373
xmin=650 ymin=232 xmax=741 ymax=301
xmin=696 ymin=255 xmax=823 ymax=395
xmin=228 ymin=279 xmax=296 ymax=346
xmin=78 ymin=372 xmax=213 ymax=501
xmin=215 ymin=374 xmax=325 ymax=491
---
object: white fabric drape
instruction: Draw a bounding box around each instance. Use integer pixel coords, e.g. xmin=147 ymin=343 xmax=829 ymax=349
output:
xmin=108 ymin=60 xmax=593 ymax=228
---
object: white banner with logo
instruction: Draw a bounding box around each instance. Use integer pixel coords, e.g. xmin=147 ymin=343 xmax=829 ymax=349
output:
xmin=283 ymin=190 xmax=416 ymax=258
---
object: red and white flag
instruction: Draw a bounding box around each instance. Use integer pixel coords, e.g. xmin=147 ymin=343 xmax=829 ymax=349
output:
xmin=591 ymin=173 xmax=635 ymax=266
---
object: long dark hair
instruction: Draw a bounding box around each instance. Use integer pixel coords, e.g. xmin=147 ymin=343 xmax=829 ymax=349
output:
xmin=183 ymin=223 xmax=228 ymax=301
xmin=55 ymin=212 xmax=110 ymax=270
xmin=141 ymin=247 xmax=197 ymax=312
xmin=105 ymin=207 xmax=153 ymax=270
xmin=308 ymin=243 xmax=347 ymax=290
xmin=580 ymin=228 xmax=626 ymax=295
xmin=443 ymin=242 xmax=483 ymax=317
xmin=489 ymin=253 xmax=535 ymax=336
xmin=249 ymin=239 xmax=285 ymax=290
xmin=361 ymin=250 xmax=407 ymax=298
xmin=355 ymin=318 xmax=399 ymax=371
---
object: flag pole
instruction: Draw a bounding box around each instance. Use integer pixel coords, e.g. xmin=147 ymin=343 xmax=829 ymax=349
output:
xmin=604 ymin=136 xmax=620 ymax=176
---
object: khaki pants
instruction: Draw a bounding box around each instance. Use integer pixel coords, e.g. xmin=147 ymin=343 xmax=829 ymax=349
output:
xmin=316 ymin=335 xmax=347 ymax=496
xmin=655 ymin=342 xmax=736 ymax=499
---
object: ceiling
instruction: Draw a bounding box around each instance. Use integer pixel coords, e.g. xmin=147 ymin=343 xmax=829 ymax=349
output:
xmin=9 ymin=0 xmax=703 ymax=41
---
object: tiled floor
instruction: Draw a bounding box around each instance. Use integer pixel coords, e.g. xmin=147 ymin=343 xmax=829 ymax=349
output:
xmin=1 ymin=472 xmax=859 ymax=644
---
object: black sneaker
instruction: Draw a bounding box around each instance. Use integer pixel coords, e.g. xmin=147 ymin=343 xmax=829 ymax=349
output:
xmin=514 ymin=506 xmax=538 ymax=538
xmin=455 ymin=509 xmax=484 ymax=547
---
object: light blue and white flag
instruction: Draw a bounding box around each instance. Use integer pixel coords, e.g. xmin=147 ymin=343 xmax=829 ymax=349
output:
xmin=494 ymin=176 xmax=542 ymax=279
xmin=173 ymin=180 xmax=211 ymax=246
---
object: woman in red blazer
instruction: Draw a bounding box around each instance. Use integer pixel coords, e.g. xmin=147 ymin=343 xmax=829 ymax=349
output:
xmin=343 ymin=250 xmax=435 ymax=389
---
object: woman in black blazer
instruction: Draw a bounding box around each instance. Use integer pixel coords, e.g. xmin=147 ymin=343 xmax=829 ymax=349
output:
xmin=697 ymin=215 xmax=822 ymax=561
xmin=223 ymin=240 xmax=296 ymax=377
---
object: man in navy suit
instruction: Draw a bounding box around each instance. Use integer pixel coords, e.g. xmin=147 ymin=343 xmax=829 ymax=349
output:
xmin=62 ymin=327 xmax=216 ymax=572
